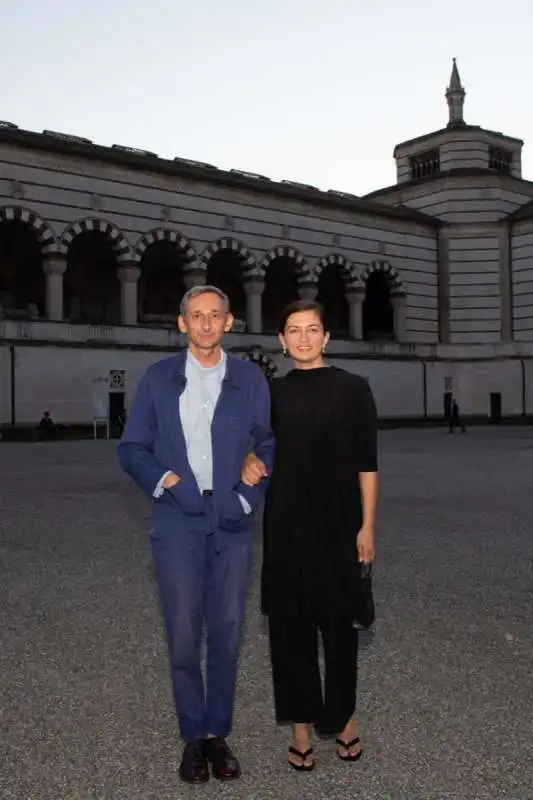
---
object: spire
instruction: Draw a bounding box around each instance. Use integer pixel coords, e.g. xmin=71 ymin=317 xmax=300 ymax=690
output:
xmin=446 ymin=58 xmax=466 ymax=127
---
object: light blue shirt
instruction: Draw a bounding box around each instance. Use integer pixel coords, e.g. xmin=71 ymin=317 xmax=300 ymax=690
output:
xmin=154 ymin=350 xmax=250 ymax=513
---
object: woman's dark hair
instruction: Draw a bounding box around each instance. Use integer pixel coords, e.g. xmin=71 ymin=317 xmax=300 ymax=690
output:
xmin=277 ymin=299 xmax=329 ymax=334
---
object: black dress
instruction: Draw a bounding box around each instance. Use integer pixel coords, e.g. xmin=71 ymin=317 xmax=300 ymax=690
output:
xmin=261 ymin=366 xmax=379 ymax=732
xmin=262 ymin=365 xmax=378 ymax=620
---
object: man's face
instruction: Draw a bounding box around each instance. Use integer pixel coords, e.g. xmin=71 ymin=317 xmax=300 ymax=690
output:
xmin=178 ymin=291 xmax=233 ymax=351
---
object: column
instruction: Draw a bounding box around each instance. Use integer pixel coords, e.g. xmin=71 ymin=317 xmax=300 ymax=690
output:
xmin=391 ymin=293 xmax=407 ymax=342
xmin=297 ymin=280 xmax=318 ymax=301
xmin=243 ymin=276 xmax=264 ymax=333
xmin=346 ymin=287 xmax=365 ymax=340
xmin=183 ymin=263 xmax=207 ymax=291
xmin=43 ymin=255 xmax=67 ymax=321
xmin=117 ymin=264 xmax=140 ymax=326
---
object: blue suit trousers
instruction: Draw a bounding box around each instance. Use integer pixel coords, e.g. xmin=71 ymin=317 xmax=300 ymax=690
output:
xmin=150 ymin=500 xmax=253 ymax=742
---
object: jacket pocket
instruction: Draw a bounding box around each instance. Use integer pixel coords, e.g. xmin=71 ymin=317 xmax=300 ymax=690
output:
xmin=217 ymin=489 xmax=252 ymax=530
xmin=166 ymin=471 xmax=204 ymax=516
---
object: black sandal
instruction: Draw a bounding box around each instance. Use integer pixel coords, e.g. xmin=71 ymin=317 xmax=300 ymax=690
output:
xmin=288 ymin=746 xmax=315 ymax=772
xmin=336 ymin=737 xmax=363 ymax=762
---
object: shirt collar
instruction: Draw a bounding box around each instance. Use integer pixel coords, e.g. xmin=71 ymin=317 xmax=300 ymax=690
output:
xmin=186 ymin=349 xmax=227 ymax=377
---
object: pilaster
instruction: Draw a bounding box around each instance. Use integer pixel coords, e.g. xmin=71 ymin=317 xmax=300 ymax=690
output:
xmin=499 ymin=224 xmax=512 ymax=342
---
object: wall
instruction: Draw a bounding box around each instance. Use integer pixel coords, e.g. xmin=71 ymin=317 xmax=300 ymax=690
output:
xmin=8 ymin=345 xmax=160 ymax=424
xmin=511 ymin=219 xmax=533 ymax=342
xmin=0 ymin=343 xmax=11 ymax=426
xmin=425 ymin=359 xmax=524 ymax=417
xmin=444 ymin=225 xmax=503 ymax=344
xmin=0 ymin=142 xmax=439 ymax=343
xmin=2 ymin=340 xmax=531 ymax=426
xmin=367 ymin=174 xmax=533 ymax=224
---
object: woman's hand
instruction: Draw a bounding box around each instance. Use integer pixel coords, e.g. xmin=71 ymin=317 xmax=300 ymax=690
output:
xmin=241 ymin=453 xmax=268 ymax=486
xmin=357 ymin=525 xmax=375 ymax=564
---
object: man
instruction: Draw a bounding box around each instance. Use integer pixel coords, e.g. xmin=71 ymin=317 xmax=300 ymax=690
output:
xmin=118 ymin=286 xmax=274 ymax=785
xmin=449 ymin=397 xmax=466 ymax=433
xmin=39 ymin=410 xmax=57 ymax=440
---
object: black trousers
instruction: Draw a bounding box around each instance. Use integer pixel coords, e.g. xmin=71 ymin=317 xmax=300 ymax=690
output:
xmin=268 ymin=615 xmax=359 ymax=736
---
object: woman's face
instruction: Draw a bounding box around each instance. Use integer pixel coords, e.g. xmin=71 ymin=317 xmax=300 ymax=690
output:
xmin=279 ymin=310 xmax=330 ymax=366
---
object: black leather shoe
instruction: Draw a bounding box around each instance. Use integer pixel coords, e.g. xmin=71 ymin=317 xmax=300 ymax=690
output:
xmin=203 ymin=737 xmax=241 ymax=781
xmin=179 ymin=740 xmax=209 ymax=784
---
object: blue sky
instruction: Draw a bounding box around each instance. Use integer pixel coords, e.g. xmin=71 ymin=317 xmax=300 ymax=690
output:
xmin=2 ymin=0 xmax=531 ymax=195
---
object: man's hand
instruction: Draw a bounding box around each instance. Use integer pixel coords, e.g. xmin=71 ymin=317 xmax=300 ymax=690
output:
xmin=162 ymin=472 xmax=180 ymax=489
xmin=357 ymin=525 xmax=375 ymax=564
xmin=241 ymin=453 xmax=268 ymax=487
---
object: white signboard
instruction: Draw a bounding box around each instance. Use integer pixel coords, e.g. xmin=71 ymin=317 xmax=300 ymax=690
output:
xmin=91 ymin=376 xmax=108 ymax=419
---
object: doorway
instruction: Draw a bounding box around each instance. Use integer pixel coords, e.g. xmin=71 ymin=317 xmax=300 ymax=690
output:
xmin=489 ymin=392 xmax=502 ymax=424
xmin=443 ymin=391 xmax=452 ymax=420
xmin=108 ymin=391 xmax=125 ymax=437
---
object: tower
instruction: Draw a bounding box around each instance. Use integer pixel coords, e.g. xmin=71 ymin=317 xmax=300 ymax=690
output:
xmin=388 ymin=59 xmax=523 ymax=184
xmin=446 ymin=58 xmax=466 ymax=127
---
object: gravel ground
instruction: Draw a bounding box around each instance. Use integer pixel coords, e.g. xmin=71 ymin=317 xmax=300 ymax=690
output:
xmin=1 ymin=428 xmax=532 ymax=800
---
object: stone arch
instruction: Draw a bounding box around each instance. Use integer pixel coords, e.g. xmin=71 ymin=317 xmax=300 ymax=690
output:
xmin=134 ymin=227 xmax=197 ymax=265
xmin=59 ymin=218 xmax=132 ymax=262
xmin=135 ymin=228 xmax=198 ymax=323
xmin=361 ymin=259 xmax=404 ymax=341
xmin=360 ymin=259 xmax=404 ymax=295
xmin=0 ymin=206 xmax=57 ymax=253
xmin=259 ymin=245 xmax=311 ymax=281
xmin=0 ymin=206 xmax=57 ymax=318
xmin=315 ymin=253 xmax=358 ymax=283
xmin=200 ymin=238 xmax=257 ymax=324
xmin=200 ymin=237 xmax=257 ymax=274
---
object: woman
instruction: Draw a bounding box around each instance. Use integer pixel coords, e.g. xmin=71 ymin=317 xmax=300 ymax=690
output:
xmin=242 ymin=299 xmax=379 ymax=771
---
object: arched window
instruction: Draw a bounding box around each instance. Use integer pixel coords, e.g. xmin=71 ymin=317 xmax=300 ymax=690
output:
xmin=362 ymin=271 xmax=395 ymax=340
xmin=316 ymin=264 xmax=349 ymax=338
xmin=0 ymin=218 xmax=45 ymax=317
xmin=65 ymin=231 xmax=120 ymax=324
xmin=139 ymin=240 xmax=187 ymax=323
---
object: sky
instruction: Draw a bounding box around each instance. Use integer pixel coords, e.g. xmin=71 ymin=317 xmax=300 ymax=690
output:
xmin=2 ymin=0 xmax=532 ymax=196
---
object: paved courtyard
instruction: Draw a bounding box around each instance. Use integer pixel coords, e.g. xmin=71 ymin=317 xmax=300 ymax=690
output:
xmin=1 ymin=428 xmax=532 ymax=800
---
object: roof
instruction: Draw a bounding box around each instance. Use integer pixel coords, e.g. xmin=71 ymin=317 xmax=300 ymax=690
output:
xmin=0 ymin=122 xmax=440 ymax=229
xmin=392 ymin=124 xmax=524 ymax=157
xmin=507 ymin=198 xmax=533 ymax=222
xmin=364 ymin=167 xmax=533 ymax=201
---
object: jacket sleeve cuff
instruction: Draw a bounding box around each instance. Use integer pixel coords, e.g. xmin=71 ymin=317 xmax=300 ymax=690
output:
xmin=236 ymin=493 xmax=252 ymax=514
xmin=153 ymin=471 xmax=173 ymax=498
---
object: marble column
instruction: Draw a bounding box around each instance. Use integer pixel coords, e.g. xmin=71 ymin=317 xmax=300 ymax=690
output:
xmin=117 ymin=264 xmax=140 ymax=326
xmin=43 ymin=255 xmax=67 ymax=321
xmin=183 ymin=264 xmax=207 ymax=291
xmin=391 ymin=293 xmax=407 ymax=342
xmin=243 ymin=276 xmax=264 ymax=333
xmin=297 ymin=280 xmax=318 ymax=301
xmin=345 ymin=287 xmax=365 ymax=340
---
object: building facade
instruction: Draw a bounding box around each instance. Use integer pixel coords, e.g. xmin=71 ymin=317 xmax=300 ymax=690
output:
xmin=1 ymin=60 xmax=533 ymax=427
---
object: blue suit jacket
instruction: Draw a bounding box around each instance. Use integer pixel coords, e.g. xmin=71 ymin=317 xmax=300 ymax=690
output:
xmin=117 ymin=350 xmax=275 ymax=533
